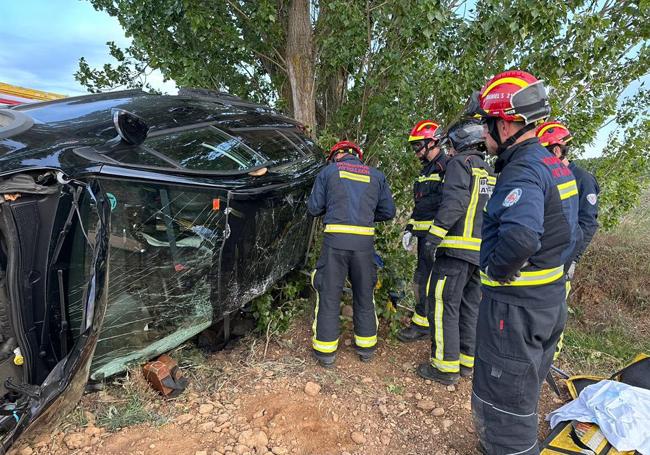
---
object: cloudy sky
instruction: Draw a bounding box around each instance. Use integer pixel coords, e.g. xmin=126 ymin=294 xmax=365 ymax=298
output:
xmin=0 ymin=0 xmax=175 ymax=95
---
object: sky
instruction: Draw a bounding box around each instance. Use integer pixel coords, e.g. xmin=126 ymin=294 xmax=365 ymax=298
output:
xmin=0 ymin=0 xmax=175 ymax=95
xmin=0 ymin=1 xmax=643 ymax=158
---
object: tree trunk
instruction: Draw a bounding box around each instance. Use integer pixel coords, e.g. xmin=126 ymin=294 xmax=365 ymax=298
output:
xmin=286 ymin=0 xmax=316 ymax=136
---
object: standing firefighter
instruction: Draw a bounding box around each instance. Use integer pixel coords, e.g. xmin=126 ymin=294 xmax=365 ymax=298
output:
xmin=470 ymin=71 xmax=580 ymax=454
xmin=536 ymin=121 xmax=600 ymax=279
xmin=536 ymin=121 xmax=599 ymax=360
xmin=307 ymin=141 xmax=396 ymax=368
xmin=397 ymin=120 xmax=447 ymax=342
xmin=416 ymin=118 xmax=496 ymax=384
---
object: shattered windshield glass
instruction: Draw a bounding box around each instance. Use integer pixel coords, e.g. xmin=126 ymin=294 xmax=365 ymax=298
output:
xmin=102 ymin=126 xmax=318 ymax=174
xmin=144 ymin=127 xmax=267 ymax=171
xmin=67 ymin=175 xmax=313 ymax=380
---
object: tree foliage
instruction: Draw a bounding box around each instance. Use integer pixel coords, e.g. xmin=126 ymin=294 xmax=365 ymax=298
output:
xmin=77 ymin=0 xmax=650 ymax=318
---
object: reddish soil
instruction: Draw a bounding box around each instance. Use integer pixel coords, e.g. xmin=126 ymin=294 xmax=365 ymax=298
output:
xmin=12 ymin=317 xmax=564 ymax=455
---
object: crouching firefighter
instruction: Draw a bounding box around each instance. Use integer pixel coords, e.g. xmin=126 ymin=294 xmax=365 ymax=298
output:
xmin=397 ymin=120 xmax=447 ymax=342
xmin=416 ymin=118 xmax=496 ymax=384
xmin=307 ymin=141 xmax=396 ymax=368
xmin=536 ymin=121 xmax=599 ymax=360
xmin=470 ymin=70 xmax=580 ymax=455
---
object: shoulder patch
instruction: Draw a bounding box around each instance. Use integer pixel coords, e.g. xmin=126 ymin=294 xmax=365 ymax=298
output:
xmin=587 ymin=193 xmax=598 ymax=205
xmin=503 ymin=188 xmax=522 ymax=207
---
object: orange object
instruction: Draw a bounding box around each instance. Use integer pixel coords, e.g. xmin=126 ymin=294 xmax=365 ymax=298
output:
xmin=143 ymin=354 xmax=188 ymax=397
xmin=212 ymin=198 xmax=220 ymax=211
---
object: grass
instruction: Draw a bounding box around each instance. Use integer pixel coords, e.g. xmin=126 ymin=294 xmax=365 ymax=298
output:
xmin=94 ymin=372 xmax=169 ymax=432
xmin=97 ymin=393 xmax=168 ymax=432
xmin=560 ymin=191 xmax=650 ymax=375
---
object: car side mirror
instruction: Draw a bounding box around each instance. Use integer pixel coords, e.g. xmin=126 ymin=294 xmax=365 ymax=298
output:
xmin=112 ymin=108 xmax=149 ymax=145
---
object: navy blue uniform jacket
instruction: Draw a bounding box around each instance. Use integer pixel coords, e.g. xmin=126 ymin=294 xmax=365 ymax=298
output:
xmin=307 ymin=154 xmax=396 ymax=251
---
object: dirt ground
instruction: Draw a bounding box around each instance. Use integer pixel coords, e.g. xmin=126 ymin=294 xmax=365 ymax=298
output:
xmin=12 ymin=316 xmax=565 ymax=455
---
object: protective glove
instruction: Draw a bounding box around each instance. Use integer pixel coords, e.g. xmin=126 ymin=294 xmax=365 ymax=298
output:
xmin=485 ymin=263 xmax=525 ymax=285
xmin=566 ymin=261 xmax=577 ymax=281
xmin=402 ymin=231 xmax=416 ymax=251
xmin=423 ymin=240 xmax=437 ymax=264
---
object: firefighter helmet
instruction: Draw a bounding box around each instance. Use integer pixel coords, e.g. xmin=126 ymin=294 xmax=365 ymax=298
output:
xmin=447 ymin=118 xmax=485 ymax=153
xmin=536 ymin=121 xmax=573 ymax=147
xmin=408 ymin=120 xmax=442 ymax=142
xmin=478 ymin=70 xmax=551 ymax=125
xmin=328 ymin=140 xmax=363 ymax=161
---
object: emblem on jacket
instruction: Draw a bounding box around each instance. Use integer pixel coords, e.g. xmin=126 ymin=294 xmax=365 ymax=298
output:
xmin=502 ymin=188 xmax=522 ymax=207
xmin=587 ymin=193 xmax=597 ymax=205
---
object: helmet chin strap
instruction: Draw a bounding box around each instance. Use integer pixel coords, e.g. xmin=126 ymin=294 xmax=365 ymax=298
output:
xmin=488 ymin=118 xmax=535 ymax=156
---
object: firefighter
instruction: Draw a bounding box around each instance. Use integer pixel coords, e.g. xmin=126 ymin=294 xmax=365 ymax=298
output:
xmin=469 ymin=70 xmax=580 ymax=454
xmin=397 ymin=120 xmax=447 ymax=342
xmin=536 ymin=121 xmax=600 ymax=360
xmin=536 ymin=121 xmax=600 ymax=276
xmin=415 ymin=118 xmax=496 ymax=384
xmin=307 ymin=141 xmax=396 ymax=368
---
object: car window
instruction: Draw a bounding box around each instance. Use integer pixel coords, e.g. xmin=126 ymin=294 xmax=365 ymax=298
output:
xmin=102 ymin=125 xmax=319 ymax=174
xmin=144 ymin=126 xmax=267 ymax=172
xmin=68 ymin=179 xmax=227 ymax=380
xmin=233 ymin=128 xmax=307 ymax=166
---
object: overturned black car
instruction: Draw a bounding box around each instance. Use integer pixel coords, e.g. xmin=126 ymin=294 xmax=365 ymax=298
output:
xmin=0 ymin=89 xmax=321 ymax=450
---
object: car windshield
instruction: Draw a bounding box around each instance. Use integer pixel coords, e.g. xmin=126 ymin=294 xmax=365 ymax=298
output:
xmin=104 ymin=125 xmax=316 ymax=173
xmin=144 ymin=126 xmax=268 ymax=172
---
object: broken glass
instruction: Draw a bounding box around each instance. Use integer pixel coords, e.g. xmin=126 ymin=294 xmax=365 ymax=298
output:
xmin=67 ymin=174 xmax=313 ymax=380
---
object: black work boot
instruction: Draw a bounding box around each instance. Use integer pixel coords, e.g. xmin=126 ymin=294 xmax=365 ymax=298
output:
xmin=312 ymin=351 xmax=336 ymax=369
xmin=396 ymin=325 xmax=429 ymax=343
xmin=460 ymin=365 xmax=473 ymax=378
xmin=355 ymin=347 xmax=375 ymax=363
xmin=416 ymin=362 xmax=459 ymax=385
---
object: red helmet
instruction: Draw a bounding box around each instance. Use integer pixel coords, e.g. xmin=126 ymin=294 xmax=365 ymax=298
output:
xmin=478 ymin=70 xmax=550 ymax=124
xmin=408 ymin=120 xmax=442 ymax=142
xmin=536 ymin=121 xmax=573 ymax=147
xmin=328 ymin=140 xmax=363 ymax=161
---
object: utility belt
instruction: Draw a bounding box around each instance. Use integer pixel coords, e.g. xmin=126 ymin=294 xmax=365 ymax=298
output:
xmin=480 ymin=265 xmax=564 ymax=287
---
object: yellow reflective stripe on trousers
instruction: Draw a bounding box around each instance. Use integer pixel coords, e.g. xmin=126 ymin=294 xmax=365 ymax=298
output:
xmin=409 ymin=219 xmax=433 ymax=231
xmin=312 ymin=338 xmax=339 ymax=353
xmin=434 ymin=276 xmax=448 ymax=362
xmin=324 ymin=224 xmax=375 ymax=235
xmin=439 ymin=236 xmax=481 ymax=251
xmin=428 ymin=224 xmax=448 ymax=238
xmin=311 ymin=269 xmax=339 ymax=353
xmin=480 ymin=266 xmax=565 ymax=287
xmin=460 ymin=353 xmax=475 ymax=368
xmin=431 ymin=358 xmax=459 ymax=373
xmin=354 ymin=334 xmax=377 ymax=348
xmin=339 ymin=170 xmax=370 ymax=183
xmin=557 ymin=179 xmax=578 ymax=200
xmin=417 ymin=174 xmax=442 ymax=183
xmin=412 ymin=311 xmax=429 ymax=328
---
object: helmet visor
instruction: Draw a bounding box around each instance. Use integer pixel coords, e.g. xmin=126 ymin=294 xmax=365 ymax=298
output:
xmin=510 ymin=81 xmax=550 ymax=124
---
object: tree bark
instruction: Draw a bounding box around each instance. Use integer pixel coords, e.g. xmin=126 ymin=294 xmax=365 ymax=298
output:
xmin=286 ymin=0 xmax=316 ymax=136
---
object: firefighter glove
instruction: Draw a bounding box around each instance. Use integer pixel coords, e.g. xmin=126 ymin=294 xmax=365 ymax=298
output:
xmin=424 ymin=240 xmax=437 ymax=263
xmin=402 ymin=231 xmax=416 ymax=251
xmin=566 ymin=261 xmax=577 ymax=281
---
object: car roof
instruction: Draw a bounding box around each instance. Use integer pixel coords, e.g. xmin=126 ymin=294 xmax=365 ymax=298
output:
xmin=0 ymin=89 xmax=306 ymax=176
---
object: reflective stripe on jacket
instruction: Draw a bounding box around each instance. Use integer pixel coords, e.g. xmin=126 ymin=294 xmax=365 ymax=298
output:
xmin=480 ymin=138 xmax=580 ymax=306
xmin=407 ymin=153 xmax=446 ymax=237
xmin=307 ymin=154 xmax=396 ymax=251
xmin=425 ymin=149 xmax=495 ymax=265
